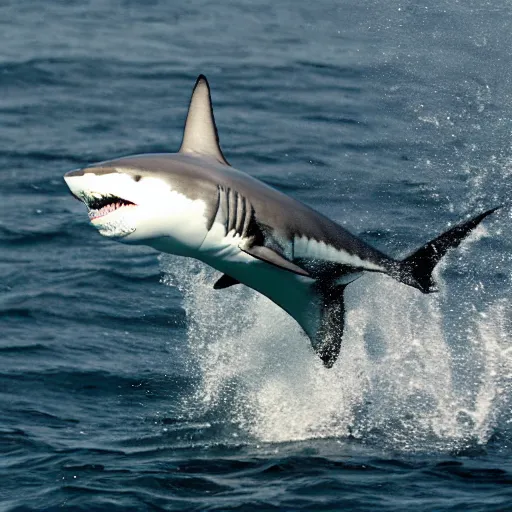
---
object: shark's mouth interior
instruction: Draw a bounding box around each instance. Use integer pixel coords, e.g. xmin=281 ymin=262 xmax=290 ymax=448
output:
xmin=84 ymin=194 xmax=136 ymax=220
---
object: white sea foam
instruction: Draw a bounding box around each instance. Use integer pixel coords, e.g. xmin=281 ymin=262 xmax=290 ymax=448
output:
xmin=160 ymin=228 xmax=511 ymax=452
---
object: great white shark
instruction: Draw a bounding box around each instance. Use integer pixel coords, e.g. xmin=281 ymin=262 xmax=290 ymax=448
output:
xmin=64 ymin=75 xmax=497 ymax=368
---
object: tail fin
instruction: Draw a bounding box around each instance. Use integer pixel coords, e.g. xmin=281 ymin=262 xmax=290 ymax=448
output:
xmin=398 ymin=207 xmax=499 ymax=293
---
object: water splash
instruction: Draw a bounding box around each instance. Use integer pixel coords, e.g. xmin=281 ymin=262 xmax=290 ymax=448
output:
xmin=160 ymin=235 xmax=511 ymax=453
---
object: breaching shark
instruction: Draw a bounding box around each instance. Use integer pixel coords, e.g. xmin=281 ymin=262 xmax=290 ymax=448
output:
xmin=64 ymin=75 xmax=497 ymax=368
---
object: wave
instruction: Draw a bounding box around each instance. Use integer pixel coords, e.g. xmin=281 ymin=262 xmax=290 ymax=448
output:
xmin=159 ymin=227 xmax=511 ymax=453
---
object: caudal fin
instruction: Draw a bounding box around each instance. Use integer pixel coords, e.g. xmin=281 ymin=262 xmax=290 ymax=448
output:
xmin=398 ymin=207 xmax=499 ymax=293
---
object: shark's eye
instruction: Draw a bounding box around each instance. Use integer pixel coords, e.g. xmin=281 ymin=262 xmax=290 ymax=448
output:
xmin=133 ymin=175 xmax=142 ymax=182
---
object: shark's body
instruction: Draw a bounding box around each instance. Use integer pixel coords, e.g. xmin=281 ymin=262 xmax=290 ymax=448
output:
xmin=64 ymin=75 xmax=497 ymax=367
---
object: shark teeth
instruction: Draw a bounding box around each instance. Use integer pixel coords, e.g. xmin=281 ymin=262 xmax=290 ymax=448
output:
xmin=84 ymin=194 xmax=136 ymax=220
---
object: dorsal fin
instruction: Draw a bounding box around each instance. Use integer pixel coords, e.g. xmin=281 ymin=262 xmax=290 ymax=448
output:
xmin=179 ymin=75 xmax=229 ymax=166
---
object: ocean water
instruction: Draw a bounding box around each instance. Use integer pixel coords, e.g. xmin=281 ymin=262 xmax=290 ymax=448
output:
xmin=1 ymin=0 xmax=512 ymax=510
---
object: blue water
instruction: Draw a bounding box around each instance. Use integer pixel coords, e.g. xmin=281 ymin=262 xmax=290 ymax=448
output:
xmin=2 ymin=0 xmax=512 ymax=510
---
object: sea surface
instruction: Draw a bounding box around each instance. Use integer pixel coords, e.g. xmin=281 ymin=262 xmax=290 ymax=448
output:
xmin=1 ymin=0 xmax=512 ymax=510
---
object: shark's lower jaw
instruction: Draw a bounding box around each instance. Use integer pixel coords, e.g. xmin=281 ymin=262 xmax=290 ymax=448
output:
xmin=94 ymin=219 xmax=136 ymax=238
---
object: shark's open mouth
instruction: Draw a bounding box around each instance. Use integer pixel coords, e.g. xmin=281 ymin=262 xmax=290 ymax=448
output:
xmin=84 ymin=194 xmax=136 ymax=221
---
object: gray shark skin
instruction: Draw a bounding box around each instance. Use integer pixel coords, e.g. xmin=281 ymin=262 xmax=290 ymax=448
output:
xmin=64 ymin=75 xmax=497 ymax=368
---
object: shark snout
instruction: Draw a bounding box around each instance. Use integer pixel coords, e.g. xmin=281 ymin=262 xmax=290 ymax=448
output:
xmin=65 ymin=168 xmax=85 ymax=178
xmin=64 ymin=173 xmax=83 ymax=199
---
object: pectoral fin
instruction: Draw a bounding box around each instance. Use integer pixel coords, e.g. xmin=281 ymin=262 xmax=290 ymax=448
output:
xmin=213 ymin=274 xmax=241 ymax=289
xmin=240 ymin=245 xmax=310 ymax=277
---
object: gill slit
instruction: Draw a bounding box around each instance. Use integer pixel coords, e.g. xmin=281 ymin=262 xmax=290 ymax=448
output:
xmin=212 ymin=185 xmax=254 ymax=238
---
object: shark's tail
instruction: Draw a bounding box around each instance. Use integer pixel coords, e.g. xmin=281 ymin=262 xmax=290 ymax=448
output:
xmin=307 ymin=206 xmax=498 ymax=368
xmin=396 ymin=207 xmax=499 ymax=293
